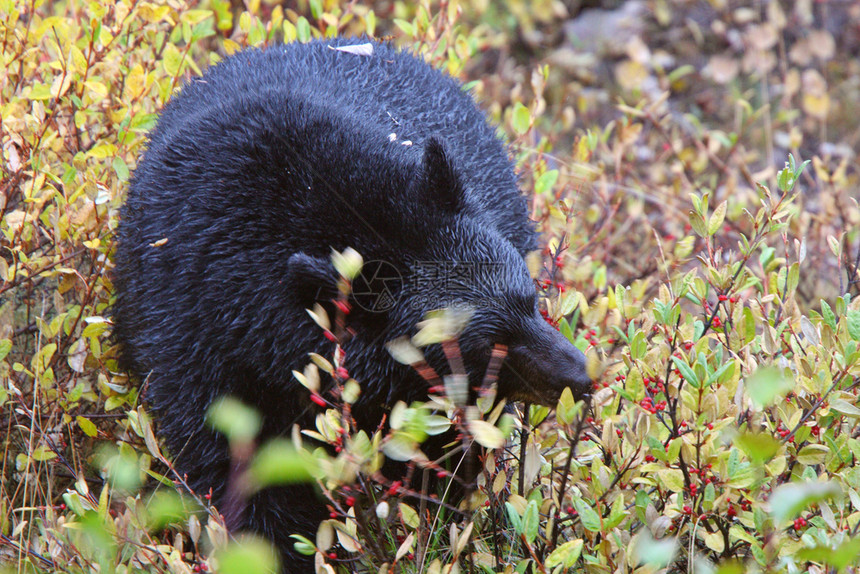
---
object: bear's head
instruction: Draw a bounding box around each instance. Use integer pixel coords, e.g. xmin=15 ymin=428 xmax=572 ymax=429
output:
xmin=286 ymin=138 xmax=592 ymax=412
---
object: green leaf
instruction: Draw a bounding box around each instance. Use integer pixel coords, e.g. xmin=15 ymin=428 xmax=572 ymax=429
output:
xmin=796 ymin=444 xmax=830 ymax=466
xmin=145 ymin=491 xmax=188 ymax=529
xmin=708 ymin=200 xmax=727 ymax=235
xmin=393 ymin=18 xmax=415 ymax=37
xmin=820 ymin=300 xmax=837 ymax=329
xmin=604 ymin=494 xmax=626 ymax=530
xmin=217 ymin=536 xmax=280 ymax=573
xmin=830 ymin=398 xmax=860 ymax=418
xmin=689 ymin=212 xmax=707 ymax=237
xmin=206 ymin=397 xmax=261 ymax=444
xmin=248 ymin=439 xmax=316 ymax=488
xmin=0 ymin=339 xmax=11 ymax=362
xmin=505 ymin=502 xmax=522 ymax=534
xmin=671 ymin=356 xmax=700 ymax=388
xmin=468 ymin=420 xmax=505 ymax=449
xmin=399 ymin=503 xmax=419 ymax=529
xmin=734 ymin=432 xmax=780 ymax=465
xmin=295 ymin=16 xmax=311 ymax=42
xmin=130 ymin=113 xmax=159 ymax=133
xmin=162 ymin=43 xmax=183 ymax=77
xmin=412 ymin=307 xmax=472 ymax=347
xmin=573 ymin=497 xmax=601 ymax=532
xmin=534 ymin=169 xmax=559 ymax=196
xmin=847 ymin=309 xmax=860 ymax=341
xmin=726 ymin=466 xmax=757 ymax=489
xmin=556 ymin=387 xmax=583 ymax=425
xmin=746 ymin=366 xmax=793 ymax=408
xmin=657 ymin=469 xmax=685 ymax=493
xmin=769 ymin=481 xmax=841 ymax=524
xmin=112 ymin=157 xmax=129 ymax=181
xmin=382 ymin=433 xmax=419 ymax=461
xmin=330 ymin=247 xmax=363 ymax=280
xmin=76 ymin=416 xmax=98 ymax=438
xmin=522 ymin=500 xmax=539 ymax=544
xmin=512 ymin=102 xmax=531 ymax=135
xmin=31 ymin=445 xmax=57 ymax=461
xmin=290 ymin=534 xmax=316 ymax=556
xmin=545 ymin=539 xmax=583 ymax=568
xmin=796 ymin=537 xmax=860 ymax=569
xmin=28 ymin=83 xmax=53 ymax=100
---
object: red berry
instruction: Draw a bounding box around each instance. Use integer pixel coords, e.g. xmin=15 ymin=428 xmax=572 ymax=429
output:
xmin=334 ymin=300 xmax=351 ymax=314
xmin=793 ymin=517 xmax=807 ymax=530
xmin=345 ymin=496 xmax=356 ymax=507
xmin=310 ymin=393 xmax=327 ymax=407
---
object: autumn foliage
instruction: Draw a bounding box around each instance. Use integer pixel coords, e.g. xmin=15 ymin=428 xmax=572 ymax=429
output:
xmin=2 ymin=1 xmax=860 ymax=573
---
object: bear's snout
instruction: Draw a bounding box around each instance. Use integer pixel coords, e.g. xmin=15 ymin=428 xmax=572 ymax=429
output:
xmin=501 ymin=315 xmax=592 ymax=406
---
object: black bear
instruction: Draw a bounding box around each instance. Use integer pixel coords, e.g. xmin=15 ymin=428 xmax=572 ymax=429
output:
xmin=113 ymin=37 xmax=591 ymax=570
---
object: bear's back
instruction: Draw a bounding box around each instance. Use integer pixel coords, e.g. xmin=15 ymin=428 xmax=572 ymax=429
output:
xmin=140 ymin=38 xmax=536 ymax=254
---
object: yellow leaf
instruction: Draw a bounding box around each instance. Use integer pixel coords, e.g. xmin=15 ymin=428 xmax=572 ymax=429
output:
xmin=76 ymin=416 xmax=98 ymax=437
xmin=702 ymin=530 xmax=725 ymax=553
xmin=802 ymin=92 xmax=829 ymax=120
xmin=615 ymin=59 xmax=649 ymax=92
xmin=657 ymin=469 xmax=685 ymax=492
xmin=468 ymin=420 xmax=505 ymax=449
xmin=125 ymin=64 xmax=145 ymax=99
xmin=162 ymin=43 xmax=183 ymax=77
xmin=28 ymin=84 xmax=53 ymax=100
xmin=138 ymin=2 xmax=172 ymax=23
xmin=87 ymin=142 xmax=117 ymax=159
xmin=84 ymin=79 xmax=108 ymax=99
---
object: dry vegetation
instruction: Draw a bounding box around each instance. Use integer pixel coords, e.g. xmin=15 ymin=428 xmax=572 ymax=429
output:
xmin=1 ymin=0 xmax=860 ymax=573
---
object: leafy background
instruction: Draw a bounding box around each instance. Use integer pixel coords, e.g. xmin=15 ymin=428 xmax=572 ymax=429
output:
xmin=1 ymin=0 xmax=859 ymax=573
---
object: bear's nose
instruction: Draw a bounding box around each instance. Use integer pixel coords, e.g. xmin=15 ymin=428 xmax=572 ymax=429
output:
xmin=543 ymin=322 xmax=592 ymax=401
xmin=501 ymin=314 xmax=593 ymax=406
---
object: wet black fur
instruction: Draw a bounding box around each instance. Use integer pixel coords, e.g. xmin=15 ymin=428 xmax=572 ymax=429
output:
xmin=113 ymin=38 xmax=590 ymax=572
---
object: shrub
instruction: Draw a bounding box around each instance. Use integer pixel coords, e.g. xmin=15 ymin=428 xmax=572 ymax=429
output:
xmin=2 ymin=1 xmax=859 ymax=573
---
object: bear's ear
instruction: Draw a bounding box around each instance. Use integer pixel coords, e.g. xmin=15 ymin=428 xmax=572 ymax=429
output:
xmin=420 ymin=137 xmax=463 ymax=212
xmin=286 ymin=252 xmax=339 ymax=307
